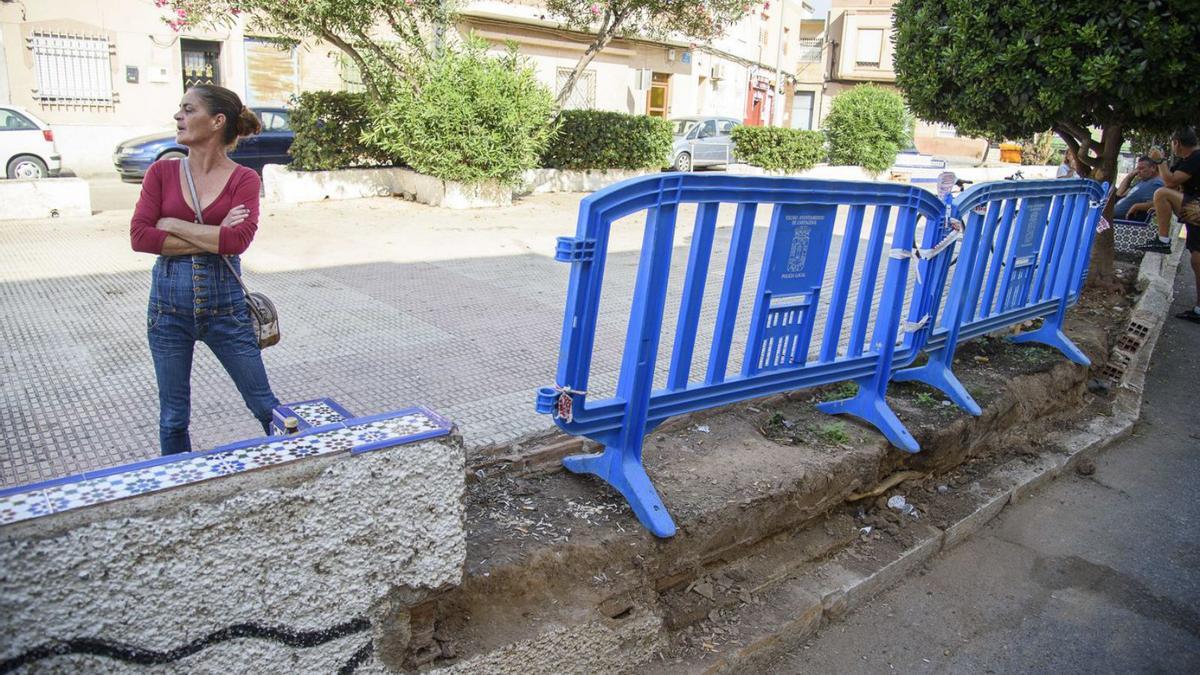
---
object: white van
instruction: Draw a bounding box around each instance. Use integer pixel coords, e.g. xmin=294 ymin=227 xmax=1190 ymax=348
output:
xmin=0 ymin=105 xmax=62 ymax=179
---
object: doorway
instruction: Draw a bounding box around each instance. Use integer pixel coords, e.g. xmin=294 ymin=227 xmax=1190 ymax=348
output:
xmin=647 ymin=73 xmax=670 ymax=118
xmin=181 ymin=39 xmax=221 ymax=91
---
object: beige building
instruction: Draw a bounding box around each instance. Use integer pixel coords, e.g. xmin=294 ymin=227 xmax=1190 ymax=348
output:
xmin=0 ymin=0 xmax=343 ymax=176
xmin=824 ymin=0 xmax=987 ymax=159
xmin=1 ymin=0 xmax=829 ymax=177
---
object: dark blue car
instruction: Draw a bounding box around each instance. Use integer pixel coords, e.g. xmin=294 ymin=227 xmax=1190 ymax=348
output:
xmin=113 ymin=107 xmax=293 ymax=182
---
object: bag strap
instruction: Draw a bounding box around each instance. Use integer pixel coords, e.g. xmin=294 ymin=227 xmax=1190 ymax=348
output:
xmin=181 ymin=157 xmax=253 ymax=300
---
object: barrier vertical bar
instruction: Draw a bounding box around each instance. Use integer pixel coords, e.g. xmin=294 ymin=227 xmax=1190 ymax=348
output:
xmin=820 ymin=205 xmax=866 ymax=362
xmin=847 ymin=206 xmax=891 ymax=357
xmin=667 ymin=203 xmax=720 ymax=390
xmin=979 ymin=198 xmax=1018 ymax=318
xmin=1031 ymin=195 xmax=1066 ymax=301
xmin=705 ymin=204 xmax=757 ymax=385
xmin=892 ymin=202 xmax=985 ymax=415
xmin=962 ymin=201 xmax=1003 ymax=322
xmin=818 ymin=200 xmax=922 ymax=452
xmin=562 ymin=201 xmax=681 ymax=537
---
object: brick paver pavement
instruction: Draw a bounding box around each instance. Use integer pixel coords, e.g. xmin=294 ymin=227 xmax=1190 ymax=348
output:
xmin=1 ymin=192 xmax=916 ymax=488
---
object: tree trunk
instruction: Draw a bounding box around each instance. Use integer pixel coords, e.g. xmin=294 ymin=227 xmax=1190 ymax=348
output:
xmin=1084 ymin=124 xmax=1123 ymax=293
xmin=321 ymin=28 xmax=381 ymax=101
xmin=555 ymin=11 xmax=621 ymax=107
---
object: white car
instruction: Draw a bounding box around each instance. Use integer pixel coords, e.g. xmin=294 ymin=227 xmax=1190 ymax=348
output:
xmin=0 ymin=105 xmax=62 ymax=179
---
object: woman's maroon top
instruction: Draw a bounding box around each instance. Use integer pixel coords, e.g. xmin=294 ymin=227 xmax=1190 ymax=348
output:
xmin=129 ymin=158 xmax=261 ymax=255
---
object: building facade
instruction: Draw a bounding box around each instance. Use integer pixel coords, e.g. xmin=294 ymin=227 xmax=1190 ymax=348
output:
xmin=824 ymin=0 xmax=987 ymax=159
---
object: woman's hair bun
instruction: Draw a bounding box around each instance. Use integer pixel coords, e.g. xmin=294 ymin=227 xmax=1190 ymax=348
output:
xmin=235 ymin=107 xmax=262 ymax=138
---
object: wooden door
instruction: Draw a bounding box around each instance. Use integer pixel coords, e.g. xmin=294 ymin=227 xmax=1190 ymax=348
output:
xmin=647 ymin=73 xmax=670 ymax=118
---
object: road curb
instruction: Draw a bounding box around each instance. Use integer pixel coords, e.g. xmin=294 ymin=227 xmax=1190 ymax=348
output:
xmin=696 ymin=247 xmax=1185 ymax=673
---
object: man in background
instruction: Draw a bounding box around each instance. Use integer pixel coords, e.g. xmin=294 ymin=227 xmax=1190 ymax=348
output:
xmin=1113 ymin=156 xmax=1164 ymax=220
xmin=1139 ymin=127 xmax=1200 ymax=323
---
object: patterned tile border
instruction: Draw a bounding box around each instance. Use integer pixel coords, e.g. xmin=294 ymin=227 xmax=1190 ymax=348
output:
xmin=270 ymin=397 xmax=355 ymax=434
xmin=0 ymin=401 xmax=453 ymax=527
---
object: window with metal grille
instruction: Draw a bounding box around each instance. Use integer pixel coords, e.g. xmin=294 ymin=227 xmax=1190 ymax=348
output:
xmin=28 ymin=31 xmax=114 ymax=105
xmin=556 ymin=67 xmax=596 ymax=110
xmin=797 ymin=38 xmax=822 ymax=63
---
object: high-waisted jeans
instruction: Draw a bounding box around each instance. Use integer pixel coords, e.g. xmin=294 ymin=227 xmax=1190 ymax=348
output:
xmin=148 ymin=254 xmax=279 ymax=455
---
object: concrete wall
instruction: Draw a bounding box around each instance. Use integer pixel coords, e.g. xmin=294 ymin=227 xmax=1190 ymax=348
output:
xmin=0 ymin=177 xmax=91 ymax=220
xmin=263 ymin=165 xmax=659 ymax=207
xmin=0 ymin=439 xmax=465 ymax=672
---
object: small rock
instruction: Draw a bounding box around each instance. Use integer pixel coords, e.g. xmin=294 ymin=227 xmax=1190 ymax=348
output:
xmin=937 ymin=485 xmax=950 ymax=494
xmin=1086 ymin=378 xmax=1111 ymax=396
xmin=695 ymin=425 xmax=711 ymax=433
xmin=1075 ymin=459 xmax=1096 ymax=476
xmin=887 ymin=495 xmax=907 ymax=510
xmin=692 ymin=581 xmax=716 ymax=601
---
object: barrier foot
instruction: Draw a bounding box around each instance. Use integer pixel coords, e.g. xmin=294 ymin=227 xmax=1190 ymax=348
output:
xmin=817 ymin=384 xmax=920 ymax=453
xmin=563 ymin=448 xmax=677 ymax=538
xmin=1009 ymin=324 xmax=1091 ymax=366
xmin=893 ymin=356 xmax=982 ymax=416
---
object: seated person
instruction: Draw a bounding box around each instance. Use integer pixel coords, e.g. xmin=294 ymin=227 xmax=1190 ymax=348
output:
xmin=1112 ymin=156 xmax=1164 ymax=220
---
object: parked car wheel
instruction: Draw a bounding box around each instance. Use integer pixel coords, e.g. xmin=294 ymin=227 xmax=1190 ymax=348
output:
xmin=7 ymin=155 xmax=48 ymax=179
xmin=674 ymin=152 xmax=692 ymax=172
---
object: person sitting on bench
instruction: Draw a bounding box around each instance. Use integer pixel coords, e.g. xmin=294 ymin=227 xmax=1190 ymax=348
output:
xmin=1113 ymin=155 xmax=1164 ymax=220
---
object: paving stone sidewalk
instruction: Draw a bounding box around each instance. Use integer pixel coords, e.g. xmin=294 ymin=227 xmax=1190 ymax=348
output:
xmin=1 ymin=192 xmax=909 ymax=488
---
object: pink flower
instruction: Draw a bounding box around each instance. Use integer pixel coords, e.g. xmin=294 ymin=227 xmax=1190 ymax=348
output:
xmin=154 ymin=0 xmax=167 ymax=7
xmin=232 ymin=8 xmax=241 ymax=15
xmin=176 ymin=8 xmax=187 ymax=18
xmin=589 ymin=3 xmax=601 ymax=15
xmin=167 ymin=19 xmax=181 ymax=32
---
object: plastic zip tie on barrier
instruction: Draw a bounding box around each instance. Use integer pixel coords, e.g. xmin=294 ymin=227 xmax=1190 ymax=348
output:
xmin=553 ymin=385 xmax=587 ymax=423
xmin=896 ymin=315 xmax=930 ymax=345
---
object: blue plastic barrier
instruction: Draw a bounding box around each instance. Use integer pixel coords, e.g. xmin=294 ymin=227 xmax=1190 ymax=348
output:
xmin=535 ymin=174 xmax=957 ymax=536
xmin=893 ymin=178 xmax=1107 ymax=414
xmin=536 ymin=174 xmax=1105 ymax=538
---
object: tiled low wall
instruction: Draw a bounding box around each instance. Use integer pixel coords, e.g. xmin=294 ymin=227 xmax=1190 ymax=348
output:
xmin=0 ymin=405 xmax=465 ymax=672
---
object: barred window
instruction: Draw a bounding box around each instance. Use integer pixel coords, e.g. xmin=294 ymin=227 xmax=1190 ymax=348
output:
xmin=797 ymin=38 xmax=822 ymax=63
xmin=555 ymin=67 xmax=596 ymax=110
xmin=28 ymin=31 xmax=115 ymax=105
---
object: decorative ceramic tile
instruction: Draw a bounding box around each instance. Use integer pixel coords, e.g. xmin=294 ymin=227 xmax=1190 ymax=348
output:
xmin=43 ymin=454 xmax=235 ymax=512
xmin=0 ymin=405 xmax=453 ymax=526
xmin=0 ymin=489 xmax=52 ymax=526
xmin=271 ymin=397 xmax=354 ymax=435
xmin=288 ymin=401 xmax=351 ymax=427
xmin=342 ymin=407 xmax=453 ymax=454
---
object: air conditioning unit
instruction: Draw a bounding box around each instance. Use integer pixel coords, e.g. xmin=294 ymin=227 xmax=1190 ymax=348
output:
xmin=710 ymin=63 xmax=727 ymax=81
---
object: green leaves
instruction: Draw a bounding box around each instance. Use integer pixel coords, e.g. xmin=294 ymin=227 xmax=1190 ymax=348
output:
xmin=540 ymin=110 xmax=674 ymax=171
xmin=823 ymin=85 xmax=911 ymax=174
xmin=364 ymin=42 xmax=557 ymax=185
xmin=288 ymin=91 xmax=398 ymax=171
xmin=730 ymin=126 xmax=825 ymax=173
xmin=892 ymin=0 xmax=1198 ymax=140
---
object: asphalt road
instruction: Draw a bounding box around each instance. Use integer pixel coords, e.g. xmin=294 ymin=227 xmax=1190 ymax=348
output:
xmin=766 ymin=260 xmax=1200 ymax=674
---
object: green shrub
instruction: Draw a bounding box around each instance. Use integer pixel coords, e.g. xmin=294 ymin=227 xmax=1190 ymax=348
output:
xmin=287 ymin=91 xmax=397 ymax=171
xmin=365 ymin=42 xmax=556 ymax=185
xmin=730 ymin=126 xmax=825 ymax=172
xmin=823 ymin=84 xmax=912 ymax=173
xmin=541 ymin=110 xmax=674 ymax=170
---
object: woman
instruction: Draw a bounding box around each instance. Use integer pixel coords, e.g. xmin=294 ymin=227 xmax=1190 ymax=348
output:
xmin=130 ymin=84 xmax=279 ymax=455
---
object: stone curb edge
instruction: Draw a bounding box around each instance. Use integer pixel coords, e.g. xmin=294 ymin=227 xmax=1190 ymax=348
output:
xmin=700 ymin=247 xmax=1186 ymax=674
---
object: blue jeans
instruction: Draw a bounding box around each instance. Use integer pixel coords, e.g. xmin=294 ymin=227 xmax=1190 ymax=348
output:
xmin=148 ymin=254 xmax=279 ymax=455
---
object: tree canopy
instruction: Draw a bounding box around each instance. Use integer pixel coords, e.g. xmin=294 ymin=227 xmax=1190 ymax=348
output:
xmin=158 ymin=0 xmax=458 ymax=99
xmin=892 ymin=0 xmax=1199 ymax=179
